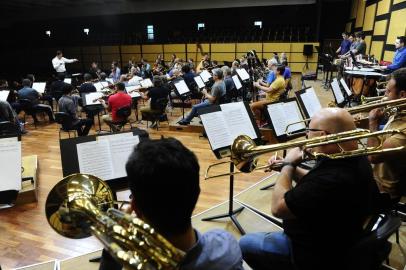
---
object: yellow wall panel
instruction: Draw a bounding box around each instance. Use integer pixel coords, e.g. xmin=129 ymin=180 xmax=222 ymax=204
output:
xmin=164 ymin=53 xmax=186 ymax=61
xmin=373 ymin=20 xmax=388 ymax=36
xmin=291 ymin=43 xmax=319 ymax=53
xmin=377 ymin=0 xmax=391 ymax=15
xmin=346 ymin=22 xmax=352 ymax=33
xmin=263 ymin=43 xmax=291 ymax=52
xmin=211 ymin=53 xmax=236 ymax=62
xmin=121 ymin=54 xmax=142 ymax=62
xmin=82 ymin=46 xmax=99 ymax=54
xmin=370 ymin=41 xmax=384 ymax=59
xmin=290 ymin=63 xmax=317 ymax=73
xmin=393 ymin=0 xmax=406 ymax=4
xmin=384 ymin=50 xmax=395 ymax=61
xmin=363 ymin=4 xmax=376 ymax=31
xmin=350 ymin=0 xmax=359 ymax=19
xmin=262 ymin=52 xmax=291 ymax=60
xmin=236 ymin=43 xmax=262 ymax=53
xmin=163 ymin=44 xmax=185 ymax=53
xmin=102 ymin=54 xmax=120 ymax=63
xmin=386 ymin=8 xmax=406 ymax=43
xmin=290 ymin=52 xmax=318 ymax=63
xmin=121 ymin=45 xmax=141 ymax=54
xmin=211 ymin=43 xmax=235 ymax=52
xmin=355 ymin=0 xmax=366 ymax=28
xmin=142 ymin=45 xmax=163 ymax=54
xmin=101 ymin=46 xmax=119 ymax=54
xmin=187 ymin=43 xmax=210 ymax=53
xmin=141 ymin=54 xmax=158 ymax=62
xmin=364 ymin=36 xmax=372 ymax=54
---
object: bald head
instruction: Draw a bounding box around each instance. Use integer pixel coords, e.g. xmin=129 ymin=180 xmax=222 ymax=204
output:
xmin=310 ymin=108 xmax=356 ymax=134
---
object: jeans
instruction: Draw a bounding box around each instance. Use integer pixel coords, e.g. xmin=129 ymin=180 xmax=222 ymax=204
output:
xmin=239 ymin=232 xmax=293 ymax=270
xmin=183 ymin=99 xmax=211 ymax=123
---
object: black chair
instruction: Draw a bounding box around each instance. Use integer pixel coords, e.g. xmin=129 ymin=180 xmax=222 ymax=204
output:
xmin=111 ymin=106 xmax=133 ymax=132
xmin=0 ymin=121 xmax=20 ymax=137
xmin=348 ymin=213 xmax=401 ymax=269
xmin=141 ymin=97 xmax=169 ymax=130
xmin=55 ymin=112 xmax=78 ymax=139
xmin=18 ymin=99 xmax=37 ymax=128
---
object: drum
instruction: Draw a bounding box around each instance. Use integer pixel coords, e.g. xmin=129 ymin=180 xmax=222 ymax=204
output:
xmin=351 ymin=77 xmax=376 ymax=96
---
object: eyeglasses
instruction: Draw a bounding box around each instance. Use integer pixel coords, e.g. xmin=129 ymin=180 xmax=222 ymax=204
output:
xmin=305 ymin=128 xmax=325 ymax=133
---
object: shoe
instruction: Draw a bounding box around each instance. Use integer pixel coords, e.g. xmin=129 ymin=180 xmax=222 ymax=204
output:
xmin=20 ymin=129 xmax=28 ymax=135
xmin=178 ymin=120 xmax=189 ymax=126
xmin=150 ymin=122 xmax=157 ymax=128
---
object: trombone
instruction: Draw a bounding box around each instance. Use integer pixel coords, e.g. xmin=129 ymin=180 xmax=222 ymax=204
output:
xmin=360 ymin=95 xmax=386 ymax=105
xmin=204 ymin=129 xmax=406 ymax=180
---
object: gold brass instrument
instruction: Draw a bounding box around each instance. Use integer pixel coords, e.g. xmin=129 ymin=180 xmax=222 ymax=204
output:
xmin=204 ymin=129 xmax=406 ymax=180
xmin=360 ymin=95 xmax=386 ymax=105
xmin=45 ymin=174 xmax=185 ymax=269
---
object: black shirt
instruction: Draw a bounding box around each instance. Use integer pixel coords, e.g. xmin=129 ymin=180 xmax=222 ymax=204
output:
xmin=284 ymin=156 xmax=379 ymax=270
xmin=147 ymin=87 xmax=170 ymax=110
xmin=50 ymin=80 xmax=68 ymax=100
xmin=79 ymin=82 xmax=96 ymax=94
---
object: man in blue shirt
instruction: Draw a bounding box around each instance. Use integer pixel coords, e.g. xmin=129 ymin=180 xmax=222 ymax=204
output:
xmin=260 ymin=59 xmax=292 ymax=89
xmin=336 ymin=32 xmax=351 ymax=56
xmin=382 ymin=36 xmax=406 ymax=72
xmin=99 ymin=138 xmax=244 ymax=270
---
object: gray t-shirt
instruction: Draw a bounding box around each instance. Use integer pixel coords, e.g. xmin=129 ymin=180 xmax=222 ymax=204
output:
xmin=355 ymin=41 xmax=366 ymax=55
xmin=210 ymin=80 xmax=226 ymax=105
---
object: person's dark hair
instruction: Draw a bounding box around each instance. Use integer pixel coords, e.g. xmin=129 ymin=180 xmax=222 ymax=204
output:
xmin=276 ymin=65 xmax=286 ymax=75
xmin=115 ymin=82 xmax=125 ymax=91
xmin=397 ymin=36 xmax=405 ymax=44
xmin=181 ymin=64 xmax=191 ymax=74
xmin=392 ymin=68 xmax=406 ymax=93
xmin=22 ymin=79 xmax=31 ymax=87
xmin=112 ymin=61 xmax=118 ymax=67
xmin=349 ymin=33 xmax=354 ymax=38
xmin=152 ymin=76 xmax=163 ymax=87
xmin=355 ymin=31 xmax=365 ymax=39
xmin=126 ymin=138 xmax=200 ymax=236
xmin=84 ymin=73 xmax=92 ymax=81
xmin=26 ymin=74 xmax=35 ymax=82
xmin=62 ymin=83 xmax=74 ymax=95
xmin=0 ymin=79 xmax=8 ymax=88
xmin=100 ymin=72 xmax=107 ymax=80
xmin=57 ymin=73 xmax=65 ymax=81
xmin=56 ymin=50 xmax=62 ymax=55
xmin=342 ymin=32 xmax=349 ymax=36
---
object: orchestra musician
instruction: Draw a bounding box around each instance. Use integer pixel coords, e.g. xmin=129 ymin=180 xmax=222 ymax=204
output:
xmin=341 ymin=31 xmax=366 ymax=59
xmin=51 ymin=50 xmax=78 ymax=76
xmin=89 ymin=62 xmax=101 ymax=80
xmin=368 ymin=68 xmax=406 ymax=202
xmin=196 ymin=53 xmax=210 ymax=73
xmin=336 ymin=32 xmax=352 ymax=57
xmin=78 ymin=73 xmax=96 ymax=94
xmin=380 ymin=36 xmax=406 ymax=72
xmin=240 ymin=108 xmax=380 ymax=270
xmin=109 ymin=61 xmax=121 ymax=83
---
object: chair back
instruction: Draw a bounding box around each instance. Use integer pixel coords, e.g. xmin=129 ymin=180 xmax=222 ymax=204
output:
xmin=0 ymin=121 xmax=19 ymax=137
xmin=55 ymin=112 xmax=74 ymax=130
xmin=155 ymin=97 xmax=169 ymax=113
xmin=18 ymin=99 xmax=34 ymax=111
xmin=116 ymin=106 xmax=132 ymax=119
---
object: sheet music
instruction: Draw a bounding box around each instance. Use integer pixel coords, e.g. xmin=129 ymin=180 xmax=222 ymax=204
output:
xmin=99 ymin=135 xmax=140 ymax=179
xmin=339 ymin=78 xmax=352 ymax=96
xmin=174 ymin=80 xmax=190 ymax=95
xmin=236 ymin=68 xmax=250 ymax=81
xmin=140 ymin=78 xmax=153 ymax=88
xmin=200 ymin=111 xmax=231 ymax=150
xmin=128 ymin=76 xmax=142 ymax=86
xmin=85 ymin=92 xmax=104 ymax=105
xmin=267 ymin=101 xmax=305 ymax=136
xmin=344 ymin=67 xmax=375 ymax=72
xmin=232 ymin=75 xmax=242 ymax=90
xmin=106 ymin=78 xmax=114 ymax=84
xmin=0 ymin=139 xmax=21 ymax=191
xmin=0 ymin=90 xmax=10 ymax=101
xmin=32 ymin=82 xmax=46 ymax=94
xmin=94 ymin=82 xmax=109 ymax=92
xmin=300 ymin=87 xmax=322 ymax=118
xmin=63 ymin=78 xmax=72 ymax=84
xmin=344 ymin=70 xmax=383 ymax=76
xmin=76 ymin=140 xmax=114 ymax=180
xmin=220 ymin=102 xmax=257 ymax=141
xmin=200 ymin=70 xmax=212 ymax=83
xmin=331 ymin=78 xmax=345 ymax=104
xmin=194 ymin=76 xmax=205 ymax=89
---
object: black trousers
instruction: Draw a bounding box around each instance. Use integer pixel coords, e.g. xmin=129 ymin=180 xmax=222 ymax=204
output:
xmin=72 ymin=118 xmax=93 ymax=136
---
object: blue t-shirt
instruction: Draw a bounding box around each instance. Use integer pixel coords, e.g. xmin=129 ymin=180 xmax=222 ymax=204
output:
xmin=388 ymin=47 xmax=406 ymax=71
xmin=340 ymin=39 xmax=351 ymax=55
xmin=266 ymin=67 xmax=291 ymax=84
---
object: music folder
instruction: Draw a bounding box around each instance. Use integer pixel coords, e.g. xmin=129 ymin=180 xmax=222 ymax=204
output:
xmin=200 ymin=70 xmax=212 ymax=83
xmin=0 ymin=90 xmax=10 ymax=101
xmin=32 ymin=82 xmax=46 ymax=94
xmin=331 ymin=78 xmax=345 ymax=105
xmin=82 ymin=92 xmax=104 ymax=106
xmin=339 ymin=78 xmax=353 ymax=97
xmin=236 ymin=68 xmax=250 ymax=81
xmin=232 ymin=75 xmax=242 ymax=90
xmin=194 ymin=76 xmax=205 ymax=89
xmin=174 ymin=79 xmax=191 ymax=97
xmin=198 ymin=101 xmax=261 ymax=159
xmin=295 ymin=87 xmax=322 ymax=119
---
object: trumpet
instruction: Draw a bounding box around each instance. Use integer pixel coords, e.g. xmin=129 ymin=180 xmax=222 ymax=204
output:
xmin=45 ymin=174 xmax=185 ymax=269
xmin=204 ymin=129 xmax=406 ymax=180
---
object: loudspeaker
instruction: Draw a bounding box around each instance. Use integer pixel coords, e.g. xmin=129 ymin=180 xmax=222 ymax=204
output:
xmin=303 ymin=44 xmax=313 ymax=56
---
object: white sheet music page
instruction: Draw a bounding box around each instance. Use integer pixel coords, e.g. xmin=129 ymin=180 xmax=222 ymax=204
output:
xmin=0 ymin=138 xmax=21 ymax=191
xmin=200 ymin=111 xmax=232 ymax=150
xmin=200 ymin=70 xmax=212 ymax=83
xmin=236 ymin=68 xmax=250 ymax=81
xmin=140 ymin=78 xmax=153 ymax=88
xmin=340 ymin=78 xmax=353 ymax=96
xmin=194 ymin=76 xmax=205 ymax=89
xmin=76 ymin=140 xmax=114 ymax=180
xmin=0 ymin=90 xmax=10 ymax=101
xmin=99 ymin=135 xmax=140 ymax=179
xmin=32 ymin=82 xmax=46 ymax=94
xmin=267 ymin=101 xmax=305 ymax=136
xmin=301 ymin=87 xmax=322 ymax=117
xmin=283 ymin=101 xmax=306 ymax=134
xmin=220 ymin=102 xmax=257 ymax=142
xmin=174 ymin=80 xmax=190 ymax=95
xmin=106 ymin=78 xmax=114 ymax=84
xmin=64 ymin=78 xmax=72 ymax=84
xmin=126 ymin=85 xmax=141 ymax=98
xmin=85 ymin=92 xmax=104 ymax=105
xmin=331 ymin=78 xmax=345 ymax=104
xmin=232 ymin=75 xmax=242 ymax=89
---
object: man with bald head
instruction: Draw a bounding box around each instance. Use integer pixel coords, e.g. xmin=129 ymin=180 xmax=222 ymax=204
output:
xmin=240 ymin=108 xmax=379 ymax=270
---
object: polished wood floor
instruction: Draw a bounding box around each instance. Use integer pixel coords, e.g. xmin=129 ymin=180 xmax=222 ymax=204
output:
xmin=0 ymin=75 xmax=405 ymax=269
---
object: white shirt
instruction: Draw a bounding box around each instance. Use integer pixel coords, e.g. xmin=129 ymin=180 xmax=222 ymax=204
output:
xmin=52 ymin=56 xmax=76 ymax=73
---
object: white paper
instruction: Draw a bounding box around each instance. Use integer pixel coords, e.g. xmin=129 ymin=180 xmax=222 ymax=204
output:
xmin=72 ymin=73 xmax=82 ymax=77
xmin=128 ymin=76 xmax=143 ymax=85
xmin=106 ymin=136 xmax=140 ymax=179
xmin=300 ymin=87 xmax=322 ymax=118
xmin=220 ymin=102 xmax=257 ymax=141
xmin=94 ymin=82 xmax=109 ymax=92
xmin=232 ymin=75 xmax=242 ymax=90
xmin=344 ymin=70 xmax=383 ymax=76
xmin=126 ymin=85 xmax=141 ymax=93
xmin=98 ymin=132 xmax=134 ymax=141
xmin=340 ymin=78 xmax=353 ymax=97
xmin=0 ymin=90 xmax=10 ymax=101
xmin=0 ymin=140 xmax=21 ymax=191
xmin=331 ymin=78 xmax=345 ymax=104
xmin=200 ymin=111 xmax=232 ymax=150
xmin=200 ymin=70 xmax=212 ymax=83
xmin=194 ymin=76 xmax=205 ymax=89
xmin=236 ymin=68 xmax=250 ymax=81
xmin=140 ymin=78 xmax=153 ymax=88
xmin=85 ymin=92 xmax=104 ymax=105
xmin=106 ymin=78 xmax=114 ymax=84
xmin=76 ymin=140 xmax=114 ymax=180
xmin=344 ymin=67 xmax=375 ymax=72
xmin=32 ymin=82 xmax=46 ymax=94
xmin=64 ymin=78 xmax=72 ymax=84
xmin=174 ymin=80 xmax=190 ymax=95
xmin=267 ymin=101 xmax=305 ymax=136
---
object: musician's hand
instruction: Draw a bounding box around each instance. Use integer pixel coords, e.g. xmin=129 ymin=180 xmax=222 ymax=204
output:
xmin=369 ymin=108 xmax=384 ymax=122
xmin=253 ymin=82 xmax=259 ymax=88
xmin=267 ymin=155 xmax=284 ymax=172
xmin=201 ymin=89 xmax=208 ymax=95
xmin=284 ymin=147 xmax=303 ymax=166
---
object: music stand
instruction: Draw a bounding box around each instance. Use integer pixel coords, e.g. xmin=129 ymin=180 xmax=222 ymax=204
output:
xmin=173 ymin=79 xmax=192 ymax=119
